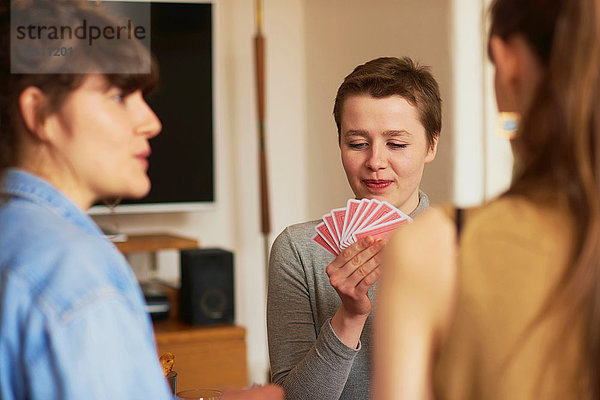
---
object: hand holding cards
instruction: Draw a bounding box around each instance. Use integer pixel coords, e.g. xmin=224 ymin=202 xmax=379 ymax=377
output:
xmin=312 ymin=198 xmax=411 ymax=255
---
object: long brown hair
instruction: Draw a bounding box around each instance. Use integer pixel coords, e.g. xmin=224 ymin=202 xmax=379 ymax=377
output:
xmin=490 ymin=0 xmax=600 ymax=396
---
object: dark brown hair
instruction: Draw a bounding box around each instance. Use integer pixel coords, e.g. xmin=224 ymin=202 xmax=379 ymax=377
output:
xmin=0 ymin=0 xmax=158 ymax=171
xmin=490 ymin=0 xmax=600 ymax=396
xmin=332 ymin=56 xmax=441 ymax=150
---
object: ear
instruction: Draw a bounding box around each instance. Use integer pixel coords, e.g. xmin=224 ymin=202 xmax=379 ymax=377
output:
xmin=425 ymin=136 xmax=438 ymax=164
xmin=490 ymin=35 xmax=520 ymax=95
xmin=19 ymin=87 xmax=51 ymax=141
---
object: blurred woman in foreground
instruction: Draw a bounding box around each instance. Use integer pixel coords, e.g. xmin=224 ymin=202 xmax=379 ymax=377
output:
xmin=374 ymin=0 xmax=600 ymax=398
xmin=0 ymin=1 xmax=282 ymax=398
xmin=0 ymin=0 xmax=171 ymax=397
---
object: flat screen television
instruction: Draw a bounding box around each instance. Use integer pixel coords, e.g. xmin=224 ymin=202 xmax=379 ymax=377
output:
xmin=89 ymin=1 xmax=214 ymax=215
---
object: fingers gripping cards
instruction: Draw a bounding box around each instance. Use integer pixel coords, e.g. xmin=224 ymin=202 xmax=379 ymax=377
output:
xmin=312 ymin=198 xmax=411 ymax=255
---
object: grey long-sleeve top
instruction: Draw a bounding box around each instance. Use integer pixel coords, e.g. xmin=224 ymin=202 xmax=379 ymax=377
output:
xmin=267 ymin=192 xmax=429 ymax=400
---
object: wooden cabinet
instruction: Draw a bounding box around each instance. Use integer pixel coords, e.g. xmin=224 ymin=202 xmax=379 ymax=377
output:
xmin=156 ymin=324 xmax=247 ymax=391
xmin=116 ymin=234 xmax=248 ymax=391
xmin=114 ymin=233 xmax=199 ymax=253
xmin=153 ymin=284 xmax=248 ymax=391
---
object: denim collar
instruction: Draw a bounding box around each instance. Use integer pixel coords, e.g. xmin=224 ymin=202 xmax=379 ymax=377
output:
xmin=1 ymin=168 xmax=103 ymax=237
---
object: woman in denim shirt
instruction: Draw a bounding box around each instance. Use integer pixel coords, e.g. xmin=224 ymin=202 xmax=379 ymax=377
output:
xmin=0 ymin=2 xmax=286 ymax=399
xmin=0 ymin=1 xmax=170 ymax=398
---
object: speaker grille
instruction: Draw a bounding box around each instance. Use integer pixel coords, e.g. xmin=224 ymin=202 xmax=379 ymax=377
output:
xmin=180 ymin=248 xmax=234 ymax=325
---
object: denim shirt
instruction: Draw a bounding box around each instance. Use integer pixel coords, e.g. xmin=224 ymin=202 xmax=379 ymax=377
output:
xmin=0 ymin=169 xmax=172 ymax=399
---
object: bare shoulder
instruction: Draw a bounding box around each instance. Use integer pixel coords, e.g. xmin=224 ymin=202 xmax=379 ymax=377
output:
xmin=382 ymin=206 xmax=457 ymax=328
xmin=385 ymin=206 xmax=456 ymax=282
xmin=373 ymin=207 xmax=458 ymax=399
xmin=405 ymin=206 xmax=454 ymax=239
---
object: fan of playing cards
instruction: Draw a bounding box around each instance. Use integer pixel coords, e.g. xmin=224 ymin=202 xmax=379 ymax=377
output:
xmin=312 ymin=198 xmax=412 ymax=256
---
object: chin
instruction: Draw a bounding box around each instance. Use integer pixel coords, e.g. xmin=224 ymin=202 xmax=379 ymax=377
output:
xmin=121 ymin=177 xmax=151 ymax=199
xmin=132 ymin=184 xmax=151 ymax=199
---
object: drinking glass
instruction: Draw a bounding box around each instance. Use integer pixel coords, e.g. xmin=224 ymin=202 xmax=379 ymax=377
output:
xmin=166 ymin=371 xmax=177 ymax=394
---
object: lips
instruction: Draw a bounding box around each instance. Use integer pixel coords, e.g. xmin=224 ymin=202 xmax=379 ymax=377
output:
xmin=135 ymin=149 xmax=151 ymax=169
xmin=136 ymin=148 xmax=151 ymax=158
xmin=362 ymin=179 xmax=394 ymax=191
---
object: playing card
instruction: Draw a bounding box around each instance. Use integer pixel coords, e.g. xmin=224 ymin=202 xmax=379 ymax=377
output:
xmin=315 ymin=221 xmax=339 ymax=253
xmin=369 ymin=201 xmax=403 ymax=225
xmin=346 ymin=199 xmax=379 ymax=241
xmin=323 ymin=213 xmax=340 ymax=249
xmin=360 ymin=201 xmax=394 ymax=227
xmin=312 ymin=198 xmax=412 ymax=254
xmin=340 ymin=199 xmax=371 ymax=249
xmin=332 ymin=207 xmax=347 ymax=243
xmin=370 ymin=206 xmax=405 ymax=226
xmin=353 ymin=218 xmax=410 ymax=242
xmin=312 ymin=233 xmax=338 ymax=256
xmin=341 ymin=199 xmax=362 ymax=241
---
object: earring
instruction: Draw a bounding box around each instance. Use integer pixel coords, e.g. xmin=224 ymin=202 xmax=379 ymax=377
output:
xmin=496 ymin=112 xmax=520 ymax=140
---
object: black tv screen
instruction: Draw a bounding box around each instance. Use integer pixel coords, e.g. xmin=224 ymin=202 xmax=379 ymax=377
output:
xmin=91 ymin=1 xmax=214 ymax=214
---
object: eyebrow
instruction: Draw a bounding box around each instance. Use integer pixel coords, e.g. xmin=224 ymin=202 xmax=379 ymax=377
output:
xmin=343 ymin=129 xmax=413 ymax=138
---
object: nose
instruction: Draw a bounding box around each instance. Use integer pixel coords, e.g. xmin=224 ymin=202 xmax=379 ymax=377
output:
xmin=133 ymin=92 xmax=162 ymax=139
xmin=365 ymin=144 xmax=388 ymax=171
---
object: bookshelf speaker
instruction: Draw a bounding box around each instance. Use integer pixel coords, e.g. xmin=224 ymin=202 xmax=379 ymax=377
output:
xmin=179 ymin=248 xmax=235 ymax=325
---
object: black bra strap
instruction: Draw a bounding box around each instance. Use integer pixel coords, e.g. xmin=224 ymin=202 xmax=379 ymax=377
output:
xmin=455 ymin=207 xmax=464 ymax=238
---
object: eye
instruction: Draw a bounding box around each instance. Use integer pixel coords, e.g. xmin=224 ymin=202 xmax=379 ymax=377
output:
xmin=112 ymin=91 xmax=126 ymax=103
xmin=388 ymin=142 xmax=408 ymax=149
xmin=348 ymin=142 xmax=368 ymax=150
xmin=107 ymin=87 xmax=131 ymax=104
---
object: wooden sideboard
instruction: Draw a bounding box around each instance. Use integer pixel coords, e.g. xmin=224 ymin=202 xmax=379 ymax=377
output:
xmin=115 ymin=234 xmax=248 ymax=391
xmin=114 ymin=233 xmax=199 ymax=253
